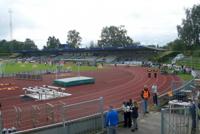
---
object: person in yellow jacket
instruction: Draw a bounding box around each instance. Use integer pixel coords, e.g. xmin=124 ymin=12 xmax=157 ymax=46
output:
xmin=141 ymin=85 xmax=150 ymax=113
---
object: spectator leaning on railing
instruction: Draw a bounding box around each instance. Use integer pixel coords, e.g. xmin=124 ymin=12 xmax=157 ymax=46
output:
xmin=106 ymin=105 xmax=119 ymax=134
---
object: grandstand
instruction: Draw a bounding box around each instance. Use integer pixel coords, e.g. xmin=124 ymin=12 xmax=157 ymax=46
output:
xmin=17 ymin=46 xmax=165 ymax=65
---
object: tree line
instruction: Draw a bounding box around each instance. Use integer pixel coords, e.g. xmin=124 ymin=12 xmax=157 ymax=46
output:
xmin=43 ymin=26 xmax=136 ymax=50
xmin=0 ymin=25 xmax=136 ymax=52
xmin=0 ymin=39 xmax=38 ymax=53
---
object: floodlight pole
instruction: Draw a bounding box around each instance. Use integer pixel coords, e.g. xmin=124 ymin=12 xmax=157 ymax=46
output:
xmin=77 ymin=62 xmax=80 ymax=77
xmin=194 ymin=86 xmax=200 ymax=134
xmin=56 ymin=65 xmax=58 ymax=79
xmin=0 ymin=63 xmax=2 ymax=75
xmin=191 ymin=56 xmax=193 ymax=69
xmin=8 ymin=9 xmax=13 ymax=41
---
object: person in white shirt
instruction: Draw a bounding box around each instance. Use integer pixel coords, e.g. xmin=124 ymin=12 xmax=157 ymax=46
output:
xmin=122 ymin=102 xmax=128 ymax=127
xmin=151 ymin=84 xmax=158 ymax=106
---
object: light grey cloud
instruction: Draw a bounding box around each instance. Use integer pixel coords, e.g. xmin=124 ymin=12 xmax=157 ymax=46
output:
xmin=0 ymin=0 xmax=38 ymax=40
xmin=0 ymin=0 xmax=199 ymax=49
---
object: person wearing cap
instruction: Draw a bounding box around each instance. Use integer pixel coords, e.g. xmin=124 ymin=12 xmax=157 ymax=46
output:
xmin=106 ymin=105 xmax=119 ymax=134
xmin=141 ymin=85 xmax=150 ymax=113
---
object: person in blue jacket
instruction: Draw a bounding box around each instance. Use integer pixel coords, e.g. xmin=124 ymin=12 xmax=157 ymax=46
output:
xmin=106 ymin=105 xmax=119 ymax=134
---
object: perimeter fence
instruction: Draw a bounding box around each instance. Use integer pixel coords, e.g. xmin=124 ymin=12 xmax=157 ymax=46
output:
xmin=0 ymin=97 xmax=104 ymax=134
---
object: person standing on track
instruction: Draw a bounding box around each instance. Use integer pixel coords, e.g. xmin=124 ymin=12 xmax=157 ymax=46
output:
xmin=106 ymin=105 xmax=119 ymax=134
xmin=141 ymin=85 xmax=150 ymax=114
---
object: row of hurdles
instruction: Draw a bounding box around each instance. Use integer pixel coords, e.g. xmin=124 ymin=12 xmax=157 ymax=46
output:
xmin=15 ymin=73 xmax=42 ymax=81
xmin=0 ymin=87 xmax=19 ymax=91
xmin=147 ymin=68 xmax=159 ymax=78
xmin=0 ymin=83 xmax=19 ymax=91
xmin=2 ymin=103 xmax=55 ymax=131
xmin=0 ymin=83 xmax=13 ymax=87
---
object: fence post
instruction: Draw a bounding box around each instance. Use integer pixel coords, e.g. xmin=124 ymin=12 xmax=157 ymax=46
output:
xmin=161 ymin=108 xmax=164 ymax=134
xmin=63 ymin=105 xmax=70 ymax=134
xmin=62 ymin=105 xmax=65 ymax=128
xmin=99 ymin=97 xmax=104 ymax=132
xmin=0 ymin=111 xmax=2 ymax=134
xmin=195 ymin=98 xmax=199 ymax=134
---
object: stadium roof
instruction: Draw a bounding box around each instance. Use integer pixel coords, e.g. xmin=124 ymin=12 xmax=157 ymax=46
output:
xmin=17 ymin=45 xmax=166 ymax=54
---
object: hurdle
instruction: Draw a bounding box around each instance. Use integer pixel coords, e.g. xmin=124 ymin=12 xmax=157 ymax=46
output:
xmin=31 ymin=105 xmax=41 ymax=128
xmin=14 ymin=106 xmax=22 ymax=128
xmin=42 ymin=85 xmax=65 ymax=91
xmin=43 ymin=85 xmax=66 ymax=97
xmin=0 ymin=83 xmax=12 ymax=87
xmin=15 ymin=73 xmax=42 ymax=81
xmin=147 ymin=68 xmax=159 ymax=78
xmin=46 ymin=103 xmax=54 ymax=123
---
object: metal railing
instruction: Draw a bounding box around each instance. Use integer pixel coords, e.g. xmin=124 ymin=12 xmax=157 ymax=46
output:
xmin=161 ymin=107 xmax=191 ymax=134
xmin=62 ymin=97 xmax=104 ymax=134
xmin=0 ymin=68 xmax=71 ymax=78
xmin=161 ymin=79 xmax=200 ymax=134
xmin=0 ymin=97 xmax=104 ymax=134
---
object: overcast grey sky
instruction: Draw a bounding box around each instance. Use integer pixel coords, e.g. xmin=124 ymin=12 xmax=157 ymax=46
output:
xmin=0 ymin=0 xmax=199 ymax=49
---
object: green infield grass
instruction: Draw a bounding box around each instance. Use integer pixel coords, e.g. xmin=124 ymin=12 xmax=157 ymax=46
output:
xmin=0 ymin=62 xmax=97 ymax=74
xmin=177 ymin=73 xmax=193 ymax=81
xmin=176 ymin=57 xmax=200 ymax=70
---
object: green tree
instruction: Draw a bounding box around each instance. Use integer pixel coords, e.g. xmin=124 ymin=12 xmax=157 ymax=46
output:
xmin=177 ymin=4 xmax=200 ymax=47
xmin=89 ymin=41 xmax=97 ymax=48
xmin=0 ymin=40 xmax=9 ymax=52
xmin=0 ymin=40 xmax=22 ymax=52
xmin=97 ymin=25 xmax=133 ymax=48
xmin=9 ymin=40 xmax=24 ymax=51
xmin=0 ymin=39 xmax=38 ymax=52
xmin=24 ymin=38 xmax=38 ymax=50
xmin=67 ymin=30 xmax=82 ymax=48
xmin=166 ymin=39 xmax=186 ymax=51
xmin=46 ymin=36 xmax=60 ymax=49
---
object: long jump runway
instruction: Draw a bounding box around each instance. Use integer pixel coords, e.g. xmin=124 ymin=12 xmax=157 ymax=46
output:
xmin=0 ymin=66 xmax=181 ymax=130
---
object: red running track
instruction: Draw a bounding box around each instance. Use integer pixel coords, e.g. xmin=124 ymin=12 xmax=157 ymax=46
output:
xmin=0 ymin=66 xmax=181 ymax=130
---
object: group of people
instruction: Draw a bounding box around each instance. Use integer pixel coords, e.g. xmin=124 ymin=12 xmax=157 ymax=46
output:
xmin=105 ymin=99 xmax=139 ymax=134
xmin=122 ymin=99 xmax=139 ymax=132
xmin=105 ymin=84 xmax=158 ymax=134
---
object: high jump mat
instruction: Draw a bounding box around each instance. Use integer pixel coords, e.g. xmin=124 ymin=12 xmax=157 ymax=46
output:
xmin=53 ymin=76 xmax=95 ymax=87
